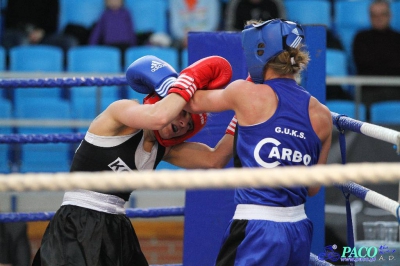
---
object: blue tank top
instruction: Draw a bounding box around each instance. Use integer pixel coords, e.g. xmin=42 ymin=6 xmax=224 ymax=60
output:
xmin=234 ymin=78 xmax=322 ymax=207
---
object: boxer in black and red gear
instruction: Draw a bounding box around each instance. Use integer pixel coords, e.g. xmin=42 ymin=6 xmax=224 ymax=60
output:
xmin=33 ymin=55 xmax=234 ymax=266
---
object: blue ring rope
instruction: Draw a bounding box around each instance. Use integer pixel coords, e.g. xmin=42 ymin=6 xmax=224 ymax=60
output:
xmin=0 ymin=206 xmax=185 ymax=222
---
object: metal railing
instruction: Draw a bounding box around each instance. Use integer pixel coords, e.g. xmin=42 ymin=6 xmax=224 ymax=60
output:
xmin=326 ymin=76 xmax=400 ymax=120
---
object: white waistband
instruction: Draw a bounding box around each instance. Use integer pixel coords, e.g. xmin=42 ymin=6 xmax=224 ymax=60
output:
xmin=62 ymin=189 xmax=126 ymax=214
xmin=233 ymin=204 xmax=307 ymax=222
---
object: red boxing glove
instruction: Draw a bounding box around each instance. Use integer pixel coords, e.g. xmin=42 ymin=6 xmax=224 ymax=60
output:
xmin=225 ymin=115 xmax=237 ymax=136
xmin=168 ymin=55 xmax=232 ymax=102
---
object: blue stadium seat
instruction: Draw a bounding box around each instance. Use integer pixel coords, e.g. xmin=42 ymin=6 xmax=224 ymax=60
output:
xmin=0 ymin=98 xmax=12 ymax=134
xmin=326 ymin=49 xmax=348 ymax=77
xmin=326 ymin=100 xmax=367 ymax=121
xmin=9 ymin=45 xmax=64 ymax=72
xmin=333 ymin=27 xmax=359 ymax=58
xmin=125 ymin=0 xmax=168 ymax=34
xmin=333 ymin=0 xmax=372 ymax=55
xmin=68 ymin=46 xmax=121 ymax=73
xmin=370 ymin=101 xmax=400 ymax=125
xmin=181 ymin=48 xmax=188 ymax=71
xmin=67 ymin=46 xmax=122 ymax=128
xmin=9 ymin=45 xmax=64 ymax=105
xmin=326 ymin=48 xmax=353 ymax=95
xmin=334 ymin=0 xmax=372 ymax=29
xmin=391 ymin=1 xmax=400 ymax=32
xmin=59 ymin=0 xmax=105 ymax=31
xmin=14 ymin=98 xmax=72 ymax=134
xmin=0 ymin=46 xmax=5 ymax=71
xmin=0 ymin=145 xmax=11 ymax=173
xmin=285 ymin=0 xmax=332 ymax=28
xmin=13 ymin=99 xmax=73 ymax=173
xmin=18 ymin=143 xmax=72 ymax=173
xmin=124 ymin=46 xmax=179 ymax=71
xmin=0 ymin=98 xmax=13 ymax=173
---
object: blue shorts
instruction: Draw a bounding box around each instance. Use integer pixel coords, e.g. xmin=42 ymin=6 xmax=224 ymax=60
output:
xmin=216 ymin=215 xmax=313 ymax=265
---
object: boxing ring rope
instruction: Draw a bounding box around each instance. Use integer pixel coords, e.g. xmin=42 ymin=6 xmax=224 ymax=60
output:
xmin=329 ymin=112 xmax=400 ymax=219
xmin=2 ymin=77 xmax=400 ymax=266
xmin=0 ymin=207 xmax=185 ymax=223
xmin=0 ymin=162 xmax=399 ymax=191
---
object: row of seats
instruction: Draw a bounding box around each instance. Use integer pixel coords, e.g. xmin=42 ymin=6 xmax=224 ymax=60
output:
xmin=59 ymin=0 xmax=400 ymax=38
xmin=285 ymin=0 xmax=400 ymax=71
xmin=58 ymin=0 xmax=169 ymax=35
xmin=326 ymin=100 xmax=400 ymax=123
xmin=0 ymin=44 xmax=348 ymax=76
xmin=0 ymin=96 xmax=85 ymax=174
xmin=0 ymin=44 xmax=187 ymax=72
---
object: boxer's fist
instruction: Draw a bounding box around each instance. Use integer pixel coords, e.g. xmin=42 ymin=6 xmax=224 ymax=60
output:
xmin=126 ymin=55 xmax=178 ymax=97
xmin=225 ymin=115 xmax=237 ymax=136
xmin=168 ymin=56 xmax=232 ymax=102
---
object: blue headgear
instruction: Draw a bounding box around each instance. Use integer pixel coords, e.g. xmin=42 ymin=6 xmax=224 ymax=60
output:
xmin=241 ymin=19 xmax=305 ymax=84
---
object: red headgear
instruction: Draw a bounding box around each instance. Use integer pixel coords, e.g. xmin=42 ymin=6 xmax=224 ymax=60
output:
xmin=143 ymin=93 xmax=207 ymax=147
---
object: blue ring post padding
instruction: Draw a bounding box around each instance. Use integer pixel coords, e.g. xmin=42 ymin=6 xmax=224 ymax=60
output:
xmin=302 ymin=25 xmax=326 ymax=255
xmin=183 ymin=31 xmax=244 ymax=266
xmin=184 ymin=27 xmax=326 ymax=265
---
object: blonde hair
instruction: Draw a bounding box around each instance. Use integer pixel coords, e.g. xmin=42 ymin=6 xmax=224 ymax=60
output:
xmin=266 ymin=47 xmax=310 ymax=75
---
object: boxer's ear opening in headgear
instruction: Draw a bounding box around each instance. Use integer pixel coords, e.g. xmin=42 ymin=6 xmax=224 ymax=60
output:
xmin=143 ymin=93 xmax=207 ymax=147
xmin=241 ymin=19 xmax=305 ymax=84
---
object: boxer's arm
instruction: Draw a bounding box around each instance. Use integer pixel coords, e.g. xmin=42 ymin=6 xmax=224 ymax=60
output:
xmin=187 ymin=79 xmax=247 ymax=114
xmin=308 ymin=98 xmax=333 ymax=197
xmin=168 ymin=56 xmax=232 ymax=102
xmin=102 ymin=94 xmax=187 ymax=131
xmin=163 ymin=134 xmax=234 ymax=169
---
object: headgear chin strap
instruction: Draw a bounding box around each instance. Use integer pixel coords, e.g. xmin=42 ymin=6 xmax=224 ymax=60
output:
xmin=143 ymin=93 xmax=207 ymax=147
xmin=241 ymin=19 xmax=305 ymax=84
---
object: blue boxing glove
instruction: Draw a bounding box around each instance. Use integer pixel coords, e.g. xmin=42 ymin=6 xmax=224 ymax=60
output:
xmin=126 ymin=55 xmax=178 ymax=97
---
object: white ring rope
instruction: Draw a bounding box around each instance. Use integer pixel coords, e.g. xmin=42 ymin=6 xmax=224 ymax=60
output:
xmin=0 ymin=162 xmax=399 ymax=192
xmin=364 ymin=190 xmax=400 ymax=217
xmin=360 ymin=122 xmax=400 ymax=147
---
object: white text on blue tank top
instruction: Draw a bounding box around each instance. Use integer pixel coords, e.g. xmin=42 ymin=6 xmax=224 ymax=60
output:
xmin=254 ymin=138 xmax=312 ymax=168
xmin=275 ymin=126 xmax=306 ymax=139
xmin=108 ymin=157 xmax=133 ymax=172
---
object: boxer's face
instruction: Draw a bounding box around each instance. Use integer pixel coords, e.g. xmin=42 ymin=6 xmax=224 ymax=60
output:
xmin=158 ymin=110 xmax=194 ymax=139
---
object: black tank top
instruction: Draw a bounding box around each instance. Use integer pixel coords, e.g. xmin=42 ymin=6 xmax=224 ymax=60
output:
xmin=70 ymin=130 xmax=166 ymax=201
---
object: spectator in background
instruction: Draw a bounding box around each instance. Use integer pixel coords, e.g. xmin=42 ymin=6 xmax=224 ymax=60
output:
xmin=1 ymin=0 xmax=78 ymax=55
xmin=169 ymin=0 xmax=221 ymax=50
xmin=224 ymin=0 xmax=286 ymax=31
xmin=88 ymin=0 xmax=136 ymax=67
xmin=352 ymin=0 xmax=400 ymax=116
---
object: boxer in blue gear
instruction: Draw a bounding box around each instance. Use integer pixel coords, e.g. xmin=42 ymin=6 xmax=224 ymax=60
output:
xmin=187 ymin=19 xmax=332 ymax=265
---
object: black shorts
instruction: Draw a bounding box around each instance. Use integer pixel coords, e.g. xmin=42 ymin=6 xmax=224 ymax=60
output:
xmin=32 ymin=205 xmax=148 ymax=266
